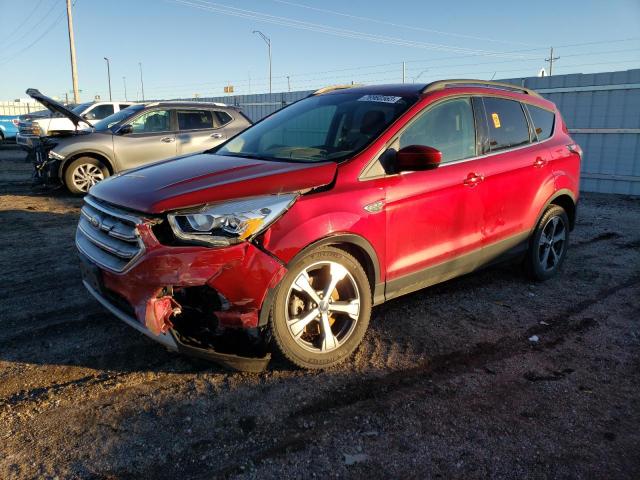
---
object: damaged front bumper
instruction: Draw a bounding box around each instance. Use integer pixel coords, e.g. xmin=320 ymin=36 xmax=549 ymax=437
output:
xmin=78 ymin=214 xmax=287 ymax=372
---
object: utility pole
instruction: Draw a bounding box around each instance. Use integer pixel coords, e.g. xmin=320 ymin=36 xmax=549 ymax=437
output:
xmin=402 ymin=61 xmax=406 ymax=84
xmin=286 ymin=75 xmax=291 ymax=92
xmin=545 ymin=47 xmax=560 ymax=76
xmin=103 ymin=57 xmax=112 ymax=101
xmin=138 ymin=62 xmax=145 ymax=101
xmin=123 ymin=76 xmax=127 ymax=101
xmin=253 ymin=30 xmax=272 ymax=94
xmin=65 ymin=0 xmax=79 ymax=103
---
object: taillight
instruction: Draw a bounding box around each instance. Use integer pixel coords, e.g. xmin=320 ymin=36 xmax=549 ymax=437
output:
xmin=567 ymin=143 xmax=582 ymax=157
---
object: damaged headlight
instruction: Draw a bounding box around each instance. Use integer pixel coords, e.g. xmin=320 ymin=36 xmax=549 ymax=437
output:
xmin=167 ymin=194 xmax=297 ymax=246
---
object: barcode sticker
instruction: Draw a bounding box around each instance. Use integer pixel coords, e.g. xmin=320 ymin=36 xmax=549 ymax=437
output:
xmin=358 ymin=95 xmax=402 ymax=103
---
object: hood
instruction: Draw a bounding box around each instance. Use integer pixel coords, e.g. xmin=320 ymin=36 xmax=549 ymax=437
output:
xmin=25 ymin=88 xmax=91 ymax=129
xmin=89 ymin=153 xmax=337 ymax=213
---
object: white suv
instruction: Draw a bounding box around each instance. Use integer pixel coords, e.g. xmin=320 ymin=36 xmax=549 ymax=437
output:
xmin=18 ymin=100 xmax=135 ymax=148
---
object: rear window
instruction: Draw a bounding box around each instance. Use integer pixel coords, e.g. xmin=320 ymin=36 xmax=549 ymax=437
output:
xmin=215 ymin=110 xmax=233 ymax=126
xmin=528 ymin=105 xmax=555 ymax=140
xmin=177 ymin=110 xmax=215 ymax=130
xmin=483 ymin=97 xmax=530 ymax=152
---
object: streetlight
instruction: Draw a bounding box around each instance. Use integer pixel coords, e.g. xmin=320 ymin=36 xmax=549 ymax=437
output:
xmin=103 ymin=57 xmax=112 ymax=101
xmin=122 ymin=76 xmax=127 ymax=101
xmin=253 ymin=30 xmax=271 ymax=94
xmin=138 ymin=62 xmax=145 ymax=101
xmin=413 ymin=69 xmax=429 ymax=84
xmin=286 ymin=75 xmax=291 ymax=92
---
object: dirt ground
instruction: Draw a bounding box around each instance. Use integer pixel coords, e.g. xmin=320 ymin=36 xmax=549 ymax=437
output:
xmin=0 ymin=145 xmax=638 ymax=480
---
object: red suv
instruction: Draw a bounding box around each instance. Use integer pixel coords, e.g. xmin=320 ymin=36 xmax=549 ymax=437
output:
xmin=76 ymin=80 xmax=581 ymax=370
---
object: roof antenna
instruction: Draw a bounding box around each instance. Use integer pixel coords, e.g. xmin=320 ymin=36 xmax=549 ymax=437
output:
xmin=490 ymin=72 xmax=497 ymax=80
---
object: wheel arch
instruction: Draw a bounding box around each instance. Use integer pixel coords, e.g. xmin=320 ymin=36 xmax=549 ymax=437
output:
xmin=59 ymin=151 xmax=115 ymax=179
xmin=549 ymin=191 xmax=576 ymax=230
xmin=257 ymin=233 xmax=383 ymax=327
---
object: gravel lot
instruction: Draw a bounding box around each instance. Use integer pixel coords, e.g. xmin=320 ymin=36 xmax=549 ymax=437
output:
xmin=1 ymin=145 xmax=639 ymax=479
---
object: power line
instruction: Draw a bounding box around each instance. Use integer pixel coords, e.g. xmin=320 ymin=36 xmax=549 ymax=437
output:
xmin=272 ymin=0 xmax=543 ymax=48
xmin=136 ymin=44 xmax=640 ymax=96
xmin=171 ymin=0 xmax=541 ymax=60
xmin=0 ymin=0 xmax=45 ymax=42
xmin=3 ymin=0 xmax=61 ymax=48
xmin=0 ymin=9 xmax=67 ymax=66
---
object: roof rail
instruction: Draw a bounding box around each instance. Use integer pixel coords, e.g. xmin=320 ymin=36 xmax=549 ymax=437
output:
xmin=311 ymin=84 xmax=363 ymax=95
xmin=422 ymin=79 xmax=541 ymax=98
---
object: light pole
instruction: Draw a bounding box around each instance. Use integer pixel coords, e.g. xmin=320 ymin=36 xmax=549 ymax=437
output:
xmin=413 ymin=68 xmax=429 ymax=84
xmin=138 ymin=61 xmax=145 ymax=101
xmin=253 ymin=30 xmax=271 ymax=94
xmin=103 ymin=57 xmax=112 ymax=101
xmin=122 ymin=76 xmax=127 ymax=101
xmin=286 ymin=75 xmax=291 ymax=92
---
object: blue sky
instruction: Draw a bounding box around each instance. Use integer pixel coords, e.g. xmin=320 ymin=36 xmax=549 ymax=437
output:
xmin=0 ymin=0 xmax=639 ymax=102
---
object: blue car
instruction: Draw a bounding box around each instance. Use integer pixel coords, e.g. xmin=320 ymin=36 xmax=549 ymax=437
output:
xmin=0 ymin=115 xmax=20 ymax=144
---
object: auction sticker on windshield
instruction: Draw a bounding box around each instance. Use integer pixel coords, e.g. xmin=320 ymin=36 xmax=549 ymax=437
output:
xmin=358 ymin=95 xmax=402 ymax=103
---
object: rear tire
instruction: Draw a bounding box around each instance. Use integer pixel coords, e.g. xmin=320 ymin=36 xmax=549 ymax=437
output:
xmin=64 ymin=156 xmax=110 ymax=195
xmin=526 ymin=204 xmax=569 ymax=281
xmin=270 ymin=246 xmax=371 ymax=369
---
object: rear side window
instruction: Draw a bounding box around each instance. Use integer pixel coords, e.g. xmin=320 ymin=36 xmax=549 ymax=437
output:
xmin=119 ymin=104 xmax=132 ymax=111
xmin=87 ymin=104 xmax=114 ymax=120
xmin=528 ymin=105 xmax=555 ymax=140
xmin=215 ymin=110 xmax=233 ymax=126
xmin=399 ymin=97 xmax=476 ymax=163
xmin=177 ymin=110 xmax=215 ymax=130
xmin=483 ymin=97 xmax=530 ymax=152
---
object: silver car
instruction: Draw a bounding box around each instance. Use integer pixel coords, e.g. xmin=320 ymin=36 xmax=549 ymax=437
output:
xmin=28 ymin=90 xmax=252 ymax=194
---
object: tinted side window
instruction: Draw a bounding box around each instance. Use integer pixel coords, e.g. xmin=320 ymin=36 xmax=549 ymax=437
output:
xmin=119 ymin=104 xmax=132 ymax=111
xmin=399 ymin=97 xmax=476 ymax=163
xmin=131 ymin=110 xmax=171 ymax=133
xmin=483 ymin=97 xmax=530 ymax=151
xmin=87 ymin=104 xmax=114 ymax=120
xmin=528 ymin=105 xmax=555 ymax=140
xmin=177 ymin=110 xmax=215 ymax=130
xmin=215 ymin=111 xmax=233 ymax=126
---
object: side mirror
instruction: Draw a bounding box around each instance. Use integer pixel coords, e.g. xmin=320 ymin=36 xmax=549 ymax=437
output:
xmin=117 ymin=124 xmax=133 ymax=135
xmin=396 ymin=145 xmax=442 ymax=172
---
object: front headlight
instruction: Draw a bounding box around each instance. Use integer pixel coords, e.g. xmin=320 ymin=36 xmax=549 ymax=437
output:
xmin=167 ymin=194 xmax=297 ymax=246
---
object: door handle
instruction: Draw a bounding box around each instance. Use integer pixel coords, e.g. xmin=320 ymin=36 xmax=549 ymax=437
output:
xmin=533 ymin=157 xmax=547 ymax=168
xmin=160 ymin=137 xmax=175 ymax=143
xmin=463 ymin=172 xmax=484 ymax=187
xmin=210 ymin=133 xmax=224 ymax=139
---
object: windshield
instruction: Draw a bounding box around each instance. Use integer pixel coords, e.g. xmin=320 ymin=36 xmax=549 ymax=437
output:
xmin=94 ymin=104 xmax=145 ymax=131
xmin=214 ymin=92 xmax=418 ymax=163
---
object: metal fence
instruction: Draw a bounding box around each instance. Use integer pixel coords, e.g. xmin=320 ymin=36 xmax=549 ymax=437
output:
xmin=190 ymin=68 xmax=640 ymax=196
xmin=501 ymin=69 xmax=640 ymax=196
xmin=0 ymin=101 xmax=42 ymax=116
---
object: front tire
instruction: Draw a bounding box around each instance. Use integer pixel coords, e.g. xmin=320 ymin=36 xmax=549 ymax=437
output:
xmin=64 ymin=156 xmax=110 ymax=195
xmin=526 ymin=204 xmax=569 ymax=280
xmin=270 ymin=246 xmax=372 ymax=369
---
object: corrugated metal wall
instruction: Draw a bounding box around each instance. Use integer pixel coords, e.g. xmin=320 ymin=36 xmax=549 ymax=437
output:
xmin=500 ymin=69 xmax=640 ymax=195
xmin=188 ymin=68 xmax=640 ymax=195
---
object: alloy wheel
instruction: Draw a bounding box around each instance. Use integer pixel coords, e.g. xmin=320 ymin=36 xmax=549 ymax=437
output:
xmin=72 ymin=163 xmax=104 ymax=192
xmin=537 ymin=215 xmax=567 ymax=272
xmin=284 ymin=261 xmax=361 ymax=353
